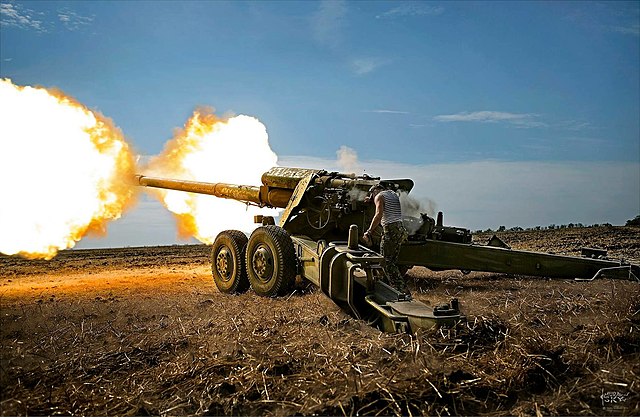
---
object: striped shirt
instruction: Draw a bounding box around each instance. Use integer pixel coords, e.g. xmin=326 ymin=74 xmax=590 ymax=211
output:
xmin=379 ymin=190 xmax=402 ymax=226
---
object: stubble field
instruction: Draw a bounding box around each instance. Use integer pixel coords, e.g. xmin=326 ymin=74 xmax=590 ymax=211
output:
xmin=1 ymin=226 xmax=639 ymax=416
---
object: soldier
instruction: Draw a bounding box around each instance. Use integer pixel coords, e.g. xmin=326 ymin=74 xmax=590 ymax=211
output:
xmin=362 ymin=183 xmax=410 ymax=294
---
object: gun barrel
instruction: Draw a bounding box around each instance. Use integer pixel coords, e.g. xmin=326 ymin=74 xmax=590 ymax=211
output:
xmin=136 ymin=175 xmax=292 ymax=208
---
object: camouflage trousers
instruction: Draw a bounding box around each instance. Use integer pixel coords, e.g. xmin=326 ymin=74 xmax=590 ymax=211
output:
xmin=380 ymin=222 xmax=409 ymax=293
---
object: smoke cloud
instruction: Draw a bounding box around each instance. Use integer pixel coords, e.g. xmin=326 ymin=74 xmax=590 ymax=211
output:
xmin=399 ymin=192 xmax=437 ymax=218
xmin=336 ymin=145 xmax=362 ymax=174
xmin=140 ymin=108 xmax=280 ymax=243
xmin=399 ymin=192 xmax=438 ymax=234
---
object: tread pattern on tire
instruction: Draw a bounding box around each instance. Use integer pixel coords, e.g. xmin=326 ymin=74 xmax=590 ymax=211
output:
xmin=246 ymin=225 xmax=296 ymax=297
xmin=211 ymin=230 xmax=250 ymax=294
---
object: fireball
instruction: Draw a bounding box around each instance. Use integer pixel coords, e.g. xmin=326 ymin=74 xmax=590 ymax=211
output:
xmin=143 ymin=108 xmax=279 ymax=243
xmin=0 ymin=79 xmax=136 ymax=259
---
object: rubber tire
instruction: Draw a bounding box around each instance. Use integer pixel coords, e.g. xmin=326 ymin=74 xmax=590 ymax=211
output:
xmin=211 ymin=230 xmax=250 ymax=294
xmin=246 ymin=225 xmax=296 ymax=297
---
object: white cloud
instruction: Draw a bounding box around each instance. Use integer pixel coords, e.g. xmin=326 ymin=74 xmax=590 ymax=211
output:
xmin=57 ymin=8 xmax=94 ymax=31
xmin=508 ymin=120 xmax=548 ymax=129
xmin=556 ymin=119 xmax=593 ymax=131
xmin=563 ymin=136 xmax=605 ymax=145
xmin=376 ymin=3 xmax=444 ymax=19
xmin=434 ymin=111 xmax=548 ymax=128
xmin=350 ymin=57 xmax=388 ymax=75
xmin=610 ymin=23 xmax=640 ymax=36
xmin=365 ymin=109 xmax=409 ymax=114
xmin=0 ymin=3 xmax=94 ymax=32
xmin=312 ymin=0 xmax=347 ymax=50
xmin=0 ymin=2 xmax=45 ymax=32
xmin=435 ymin=111 xmax=532 ymax=122
xmin=311 ymin=2 xmax=390 ymax=76
xmin=564 ymin=4 xmax=640 ymax=37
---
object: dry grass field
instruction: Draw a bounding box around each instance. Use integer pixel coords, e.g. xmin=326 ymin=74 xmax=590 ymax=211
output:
xmin=1 ymin=226 xmax=638 ymax=416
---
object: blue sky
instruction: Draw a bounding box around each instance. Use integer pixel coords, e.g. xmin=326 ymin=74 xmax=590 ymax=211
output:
xmin=1 ymin=0 xmax=639 ymax=247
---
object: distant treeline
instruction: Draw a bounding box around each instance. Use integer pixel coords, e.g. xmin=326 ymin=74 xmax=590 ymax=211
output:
xmin=476 ymin=215 xmax=640 ymax=234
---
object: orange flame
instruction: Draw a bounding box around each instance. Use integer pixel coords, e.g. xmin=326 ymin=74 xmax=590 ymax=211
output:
xmin=143 ymin=108 xmax=279 ymax=243
xmin=0 ymin=79 xmax=137 ymax=259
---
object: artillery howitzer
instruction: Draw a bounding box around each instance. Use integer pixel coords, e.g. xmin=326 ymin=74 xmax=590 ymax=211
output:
xmin=136 ymin=167 xmax=639 ymax=333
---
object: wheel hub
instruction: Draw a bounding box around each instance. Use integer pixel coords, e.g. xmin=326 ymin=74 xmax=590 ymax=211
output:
xmin=216 ymin=247 xmax=232 ymax=280
xmin=252 ymin=245 xmax=274 ymax=281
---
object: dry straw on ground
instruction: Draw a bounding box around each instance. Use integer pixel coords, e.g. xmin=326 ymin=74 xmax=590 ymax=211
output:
xmin=1 ymin=226 xmax=639 ymax=416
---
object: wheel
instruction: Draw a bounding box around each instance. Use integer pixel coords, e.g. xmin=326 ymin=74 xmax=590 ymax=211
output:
xmin=211 ymin=230 xmax=250 ymax=294
xmin=246 ymin=225 xmax=296 ymax=297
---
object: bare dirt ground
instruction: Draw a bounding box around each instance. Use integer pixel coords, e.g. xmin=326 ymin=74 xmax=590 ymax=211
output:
xmin=1 ymin=226 xmax=639 ymax=416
